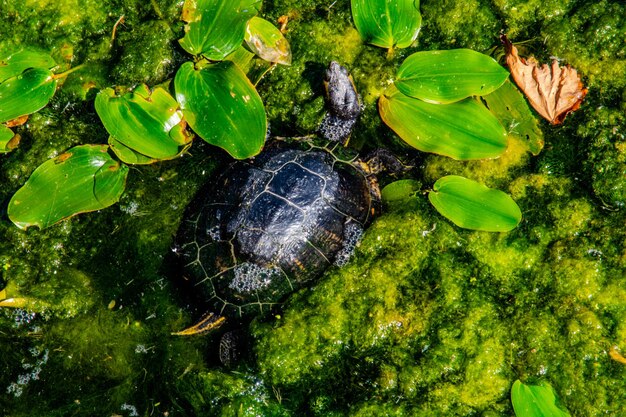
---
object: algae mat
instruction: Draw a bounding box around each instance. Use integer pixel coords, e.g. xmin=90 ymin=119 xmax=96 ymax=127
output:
xmin=1 ymin=0 xmax=625 ymax=415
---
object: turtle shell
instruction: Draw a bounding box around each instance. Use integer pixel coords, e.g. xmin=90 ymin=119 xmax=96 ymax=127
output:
xmin=176 ymin=143 xmax=379 ymax=320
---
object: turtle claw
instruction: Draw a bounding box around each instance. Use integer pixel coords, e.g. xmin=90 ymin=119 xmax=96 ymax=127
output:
xmin=172 ymin=312 xmax=226 ymax=336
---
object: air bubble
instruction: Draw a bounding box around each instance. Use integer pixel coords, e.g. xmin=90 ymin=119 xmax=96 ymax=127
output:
xmin=334 ymin=222 xmax=364 ymax=267
xmin=6 ymin=347 xmax=48 ymax=398
xmin=207 ymin=224 xmax=221 ymax=241
xmin=319 ymin=114 xmax=356 ymax=143
xmin=12 ymin=309 xmax=36 ymax=328
xmin=229 ymin=262 xmax=281 ymax=294
xmin=121 ymin=403 xmax=139 ymax=417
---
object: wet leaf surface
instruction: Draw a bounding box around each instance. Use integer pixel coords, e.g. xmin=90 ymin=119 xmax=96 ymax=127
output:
xmin=0 ymin=47 xmax=56 ymax=82
xmin=174 ymin=61 xmax=266 ymax=159
xmin=245 ymin=16 xmax=291 ymax=65
xmin=482 ymin=79 xmax=544 ymax=155
xmin=351 ymin=0 xmax=422 ymax=49
xmin=95 ymin=84 xmax=192 ymax=163
xmin=178 ymin=0 xmax=261 ymax=60
xmin=381 ymin=179 xmax=421 ymax=203
xmin=379 ymin=85 xmax=507 ymax=160
xmin=108 ymin=136 xmax=160 ymax=165
xmin=0 ymin=67 xmax=57 ymax=123
xmin=0 ymin=124 xmax=19 ymax=153
xmin=8 ymin=145 xmax=128 ymax=230
xmin=511 ymin=380 xmax=571 ymax=417
xmin=395 ymin=49 xmax=509 ymax=104
xmin=428 ymin=175 xmax=522 ymax=232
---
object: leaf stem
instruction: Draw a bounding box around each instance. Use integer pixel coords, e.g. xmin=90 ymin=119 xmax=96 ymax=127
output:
xmin=53 ymin=64 xmax=86 ymax=80
xmin=254 ymin=63 xmax=277 ymax=87
xmin=111 ymin=15 xmax=126 ymax=46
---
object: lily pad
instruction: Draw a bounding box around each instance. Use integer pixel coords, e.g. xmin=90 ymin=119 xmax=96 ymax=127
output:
xmin=482 ymin=79 xmax=544 ymax=155
xmin=0 ymin=67 xmax=57 ymax=123
xmin=174 ymin=61 xmax=266 ymax=159
xmin=351 ymin=0 xmax=421 ymax=49
xmin=245 ymin=16 xmax=292 ymax=65
xmin=428 ymin=175 xmax=522 ymax=232
xmin=0 ymin=48 xmax=56 ymax=82
xmin=379 ymin=85 xmax=507 ymax=160
xmin=178 ymin=0 xmax=261 ymax=60
xmin=511 ymin=380 xmax=571 ymax=417
xmin=395 ymin=49 xmax=509 ymax=104
xmin=95 ymin=84 xmax=192 ymax=163
xmin=8 ymin=145 xmax=128 ymax=230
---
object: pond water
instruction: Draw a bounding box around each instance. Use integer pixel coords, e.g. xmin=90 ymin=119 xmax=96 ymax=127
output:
xmin=1 ymin=0 xmax=625 ymax=416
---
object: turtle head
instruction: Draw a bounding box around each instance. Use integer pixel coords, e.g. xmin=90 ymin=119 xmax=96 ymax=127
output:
xmin=319 ymin=61 xmax=362 ymax=145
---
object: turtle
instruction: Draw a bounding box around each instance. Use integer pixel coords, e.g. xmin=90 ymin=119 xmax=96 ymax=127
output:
xmin=174 ymin=62 xmax=393 ymax=335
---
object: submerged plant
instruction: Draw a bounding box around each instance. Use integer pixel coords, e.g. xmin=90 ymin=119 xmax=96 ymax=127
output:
xmin=95 ymin=84 xmax=193 ymax=164
xmin=0 ymin=48 xmax=75 ymax=153
xmin=5 ymin=0 xmax=291 ymax=229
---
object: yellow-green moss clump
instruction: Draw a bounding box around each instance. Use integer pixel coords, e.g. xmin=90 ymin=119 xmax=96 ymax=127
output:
xmin=1 ymin=0 xmax=626 ymax=416
xmin=252 ymin=175 xmax=626 ymax=415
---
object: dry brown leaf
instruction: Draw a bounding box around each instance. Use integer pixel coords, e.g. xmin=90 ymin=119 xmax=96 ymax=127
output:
xmin=501 ymin=34 xmax=587 ymax=125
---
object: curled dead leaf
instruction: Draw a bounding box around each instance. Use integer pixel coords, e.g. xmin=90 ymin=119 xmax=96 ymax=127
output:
xmin=501 ymin=34 xmax=587 ymax=125
xmin=6 ymin=115 xmax=28 ymax=128
xmin=278 ymin=15 xmax=289 ymax=33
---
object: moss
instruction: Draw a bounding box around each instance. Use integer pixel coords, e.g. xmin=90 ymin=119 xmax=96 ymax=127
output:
xmin=2 ymin=0 xmax=626 ymax=416
xmin=542 ymin=1 xmax=626 ymax=90
xmin=252 ymin=160 xmax=626 ymax=416
xmin=582 ymin=107 xmax=626 ymax=208
xmin=260 ymin=12 xmax=368 ymax=137
xmin=491 ymin=0 xmax=577 ymax=39
xmin=110 ymin=19 xmax=182 ymax=86
xmin=420 ymin=0 xmax=500 ymax=51
xmin=423 ymin=136 xmax=530 ymax=187
xmin=174 ymin=371 xmax=291 ymax=417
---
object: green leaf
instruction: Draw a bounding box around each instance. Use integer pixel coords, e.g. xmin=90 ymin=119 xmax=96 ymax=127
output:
xmin=108 ymin=136 xmax=160 ymax=165
xmin=225 ymin=45 xmax=256 ymax=73
xmin=178 ymin=0 xmax=261 ymax=60
xmin=395 ymin=49 xmax=509 ymax=104
xmin=482 ymin=79 xmax=544 ymax=155
xmin=428 ymin=175 xmax=522 ymax=232
xmin=379 ymin=85 xmax=507 ymax=160
xmin=245 ymin=16 xmax=292 ymax=65
xmin=8 ymin=145 xmax=129 ymax=230
xmin=95 ymin=84 xmax=192 ymax=163
xmin=0 ymin=124 xmax=19 ymax=153
xmin=174 ymin=61 xmax=266 ymax=159
xmin=351 ymin=0 xmax=421 ymax=49
xmin=381 ymin=179 xmax=421 ymax=203
xmin=0 ymin=48 xmax=56 ymax=82
xmin=511 ymin=380 xmax=571 ymax=417
xmin=0 ymin=68 xmax=57 ymax=123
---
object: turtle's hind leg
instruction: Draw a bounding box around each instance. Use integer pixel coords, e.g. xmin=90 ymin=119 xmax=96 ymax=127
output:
xmin=172 ymin=312 xmax=226 ymax=336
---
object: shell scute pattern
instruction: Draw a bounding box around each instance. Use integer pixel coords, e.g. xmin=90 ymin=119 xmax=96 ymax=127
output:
xmin=177 ymin=144 xmax=378 ymax=320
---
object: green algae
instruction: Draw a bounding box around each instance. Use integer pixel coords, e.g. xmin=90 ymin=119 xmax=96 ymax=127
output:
xmin=1 ymin=0 xmax=626 ymax=415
